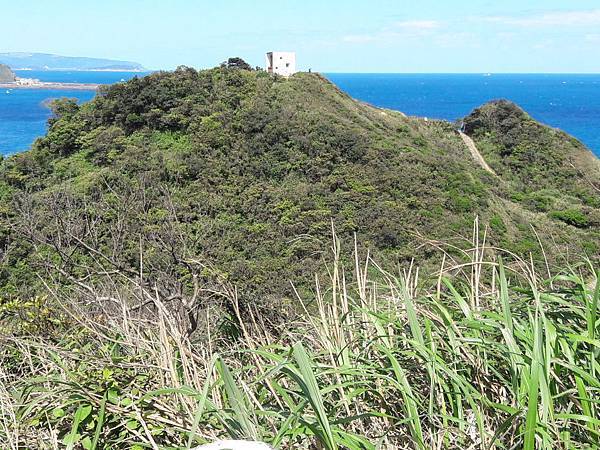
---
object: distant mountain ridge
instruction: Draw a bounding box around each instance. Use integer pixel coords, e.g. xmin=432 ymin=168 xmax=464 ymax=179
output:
xmin=0 ymin=52 xmax=145 ymax=71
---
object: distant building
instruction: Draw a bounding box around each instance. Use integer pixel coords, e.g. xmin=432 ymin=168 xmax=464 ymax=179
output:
xmin=265 ymin=52 xmax=296 ymax=77
xmin=15 ymin=77 xmax=41 ymax=86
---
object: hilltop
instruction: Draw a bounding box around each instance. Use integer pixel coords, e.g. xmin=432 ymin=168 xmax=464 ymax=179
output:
xmin=0 ymin=52 xmax=145 ymax=71
xmin=0 ymin=66 xmax=598 ymax=304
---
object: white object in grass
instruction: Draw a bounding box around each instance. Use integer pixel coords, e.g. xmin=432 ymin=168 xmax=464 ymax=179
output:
xmin=194 ymin=440 xmax=273 ymax=450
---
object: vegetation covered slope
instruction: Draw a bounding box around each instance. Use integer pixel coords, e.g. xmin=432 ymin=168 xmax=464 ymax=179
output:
xmin=464 ymin=100 xmax=600 ymax=229
xmin=0 ymin=66 xmax=598 ymax=307
xmin=0 ymin=65 xmax=599 ymax=449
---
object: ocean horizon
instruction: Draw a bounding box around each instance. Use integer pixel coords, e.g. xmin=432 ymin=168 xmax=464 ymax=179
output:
xmin=1 ymin=71 xmax=599 ymax=157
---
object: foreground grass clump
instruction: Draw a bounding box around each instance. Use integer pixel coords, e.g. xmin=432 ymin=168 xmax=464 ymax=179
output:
xmin=1 ymin=241 xmax=599 ymax=449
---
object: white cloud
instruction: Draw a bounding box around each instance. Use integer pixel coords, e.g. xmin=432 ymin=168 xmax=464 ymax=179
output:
xmin=392 ymin=20 xmax=440 ymax=31
xmin=532 ymin=40 xmax=554 ymax=50
xmin=341 ymin=10 xmax=600 ymax=48
xmin=481 ymin=9 xmax=600 ymax=27
xmin=343 ymin=20 xmax=441 ymax=43
xmin=342 ymin=34 xmax=378 ymax=43
xmin=433 ymin=32 xmax=476 ymax=48
xmin=585 ymin=33 xmax=600 ymax=42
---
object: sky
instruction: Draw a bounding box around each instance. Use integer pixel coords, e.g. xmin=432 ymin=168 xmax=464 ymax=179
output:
xmin=1 ymin=0 xmax=600 ymax=72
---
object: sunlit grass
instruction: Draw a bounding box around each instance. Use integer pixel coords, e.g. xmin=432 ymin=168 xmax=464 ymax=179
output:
xmin=1 ymin=231 xmax=598 ymax=449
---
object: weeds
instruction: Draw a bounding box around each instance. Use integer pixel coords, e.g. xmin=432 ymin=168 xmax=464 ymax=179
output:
xmin=1 ymin=233 xmax=598 ymax=449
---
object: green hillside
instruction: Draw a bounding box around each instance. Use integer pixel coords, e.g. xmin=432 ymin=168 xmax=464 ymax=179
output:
xmin=464 ymin=100 xmax=600 ymax=217
xmin=1 ymin=65 xmax=599 ymax=449
xmin=0 ymin=66 xmax=598 ymax=303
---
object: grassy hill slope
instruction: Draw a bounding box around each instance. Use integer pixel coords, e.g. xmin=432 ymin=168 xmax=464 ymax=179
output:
xmin=1 ymin=65 xmax=599 ymax=449
xmin=464 ymin=100 xmax=600 ymax=221
xmin=0 ymin=67 xmax=598 ymax=304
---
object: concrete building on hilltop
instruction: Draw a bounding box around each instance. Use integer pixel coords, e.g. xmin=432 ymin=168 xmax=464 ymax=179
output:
xmin=265 ymin=52 xmax=296 ymax=76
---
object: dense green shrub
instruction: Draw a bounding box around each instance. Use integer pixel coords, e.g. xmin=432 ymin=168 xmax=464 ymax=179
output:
xmin=550 ymin=209 xmax=590 ymax=228
xmin=489 ymin=214 xmax=507 ymax=234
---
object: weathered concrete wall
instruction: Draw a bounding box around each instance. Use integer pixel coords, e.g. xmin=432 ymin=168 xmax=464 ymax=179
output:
xmin=265 ymin=52 xmax=296 ymax=76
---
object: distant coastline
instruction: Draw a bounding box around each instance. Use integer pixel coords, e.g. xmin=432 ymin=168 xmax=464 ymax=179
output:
xmin=0 ymin=52 xmax=145 ymax=72
xmin=11 ymin=68 xmax=146 ymax=73
xmin=1 ymin=70 xmax=145 ymax=155
xmin=0 ymin=80 xmax=99 ymax=90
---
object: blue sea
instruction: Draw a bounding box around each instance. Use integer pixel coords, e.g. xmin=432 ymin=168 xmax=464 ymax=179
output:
xmin=1 ymin=72 xmax=599 ymax=157
xmin=0 ymin=71 xmax=148 ymax=155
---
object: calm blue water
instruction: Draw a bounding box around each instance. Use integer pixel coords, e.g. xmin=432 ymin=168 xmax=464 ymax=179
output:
xmin=2 ymin=72 xmax=599 ymax=156
xmin=0 ymin=71 xmax=148 ymax=155
xmin=326 ymin=74 xmax=600 ymax=156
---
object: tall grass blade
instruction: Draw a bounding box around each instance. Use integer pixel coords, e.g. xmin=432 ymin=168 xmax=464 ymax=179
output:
xmin=291 ymin=342 xmax=337 ymax=450
xmin=90 ymin=393 xmax=106 ymax=450
xmin=217 ymin=358 xmax=259 ymax=441
xmin=186 ymin=355 xmax=218 ymax=449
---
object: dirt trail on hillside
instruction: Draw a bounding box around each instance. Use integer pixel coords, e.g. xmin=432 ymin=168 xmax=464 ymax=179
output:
xmin=458 ymin=131 xmax=497 ymax=176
